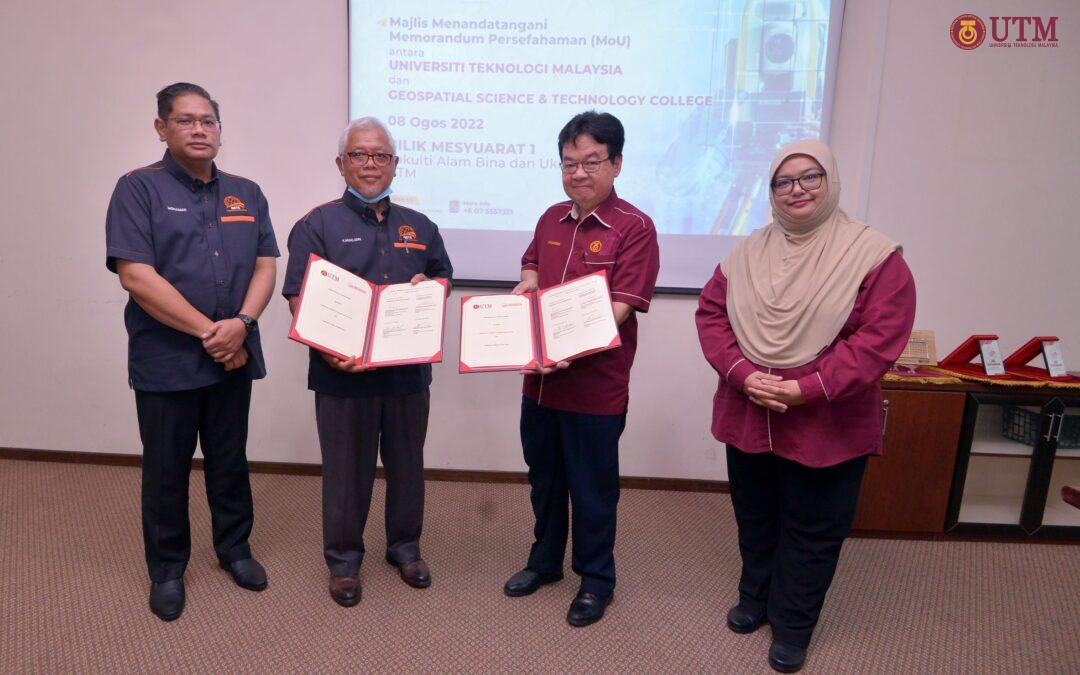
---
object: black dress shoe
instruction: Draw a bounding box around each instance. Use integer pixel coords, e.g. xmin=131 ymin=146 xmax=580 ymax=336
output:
xmin=503 ymin=569 xmax=563 ymax=597
xmin=726 ymin=604 xmax=766 ymax=634
xmin=768 ymin=639 xmax=807 ymax=673
xmin=220 ymin=558 xmax=268 ymax=591
xmin=149 ymin=578 xmax=185 ymax=622
xmin=566 ymin=591 xmax=613 ymax=627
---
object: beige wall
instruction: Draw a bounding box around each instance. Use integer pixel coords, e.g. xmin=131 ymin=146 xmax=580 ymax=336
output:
xmin=1 ymin=0 xmax=1077 ymax=480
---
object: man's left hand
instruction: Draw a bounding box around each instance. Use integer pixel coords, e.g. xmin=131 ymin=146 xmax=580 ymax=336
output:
xmin=409 ymin=274 xmax=429 ymax=285
xmin=202 ymin=318 xmax=247 ymax=359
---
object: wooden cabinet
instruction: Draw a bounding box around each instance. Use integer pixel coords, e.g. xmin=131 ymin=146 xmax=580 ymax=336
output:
xmin=852 ymin=389 xmax=966 ymax=533
xmin=853 ymin=380 xmax=1080 ymax=540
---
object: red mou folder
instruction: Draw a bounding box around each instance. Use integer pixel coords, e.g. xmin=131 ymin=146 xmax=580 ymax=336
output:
xmin=288 ymin=254 xmax=447 ymax=367
xmin=458 ymin=270 xmax=622 ymax=374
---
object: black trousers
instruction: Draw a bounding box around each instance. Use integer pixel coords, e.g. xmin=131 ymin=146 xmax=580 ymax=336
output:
xmin=726 ymin=446 xmax=867 ymax=649
xmin=135 ymin=375 xmax=255 ymax=583
xmin=520 ymin=397 xmax=625 ymax=597
xmin=315 ymin=389 xmax=429 ymax=576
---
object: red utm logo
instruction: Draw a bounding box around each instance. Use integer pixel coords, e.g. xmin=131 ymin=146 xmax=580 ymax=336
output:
xmin=989 ymin=16 xmax=1059 ymax=46
xmin=950 ymin=14 xmax=1060 ymax=50
xmin=950 ymin=14 xmax=986 ymax=49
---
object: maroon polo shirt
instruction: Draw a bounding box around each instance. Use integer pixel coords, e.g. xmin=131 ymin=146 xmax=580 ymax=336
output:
xmin=521 ymin=188 xmax=660 ymax=415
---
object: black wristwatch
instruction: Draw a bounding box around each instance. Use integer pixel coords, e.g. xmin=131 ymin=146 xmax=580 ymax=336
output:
xmin=236 ymin=313 xmax=258 ymax=334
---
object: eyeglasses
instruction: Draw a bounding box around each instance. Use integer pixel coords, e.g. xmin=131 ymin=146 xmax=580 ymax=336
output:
xmin=771 ymin=172 xmax=825 ymax=195
xmin=343 ymin=151 xmax=395 ymax=167
xmin=167 ymin=117 xmax=221 ymax=131
xmin=559 ymin=156 xmax=611 ymax=174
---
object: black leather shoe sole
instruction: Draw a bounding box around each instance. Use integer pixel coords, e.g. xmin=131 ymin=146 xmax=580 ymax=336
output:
xmin=566 ymin=593 xmax=613 ymax=627
xmin=503 ymin=572 xmax=564 ymax=597
xmin=219 ymin=561 xmax=268 ymax=591
xmin=727 ymin=608 xmax=767 ymax=634
xmin=149 ymin=581 xmax=185 ymax=622
xmin=768 ymin=641 xmax=807 ymax=673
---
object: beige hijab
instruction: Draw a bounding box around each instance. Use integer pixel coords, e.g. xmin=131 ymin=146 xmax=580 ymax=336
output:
xmin=721 ymin=140 xmax=900 ymax=369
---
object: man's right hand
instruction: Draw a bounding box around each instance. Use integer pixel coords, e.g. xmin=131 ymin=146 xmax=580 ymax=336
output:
xmin=320 ymin=352 xmax=376 ymax=373
xmin=742 ymin=371 xmax=788 ymax=413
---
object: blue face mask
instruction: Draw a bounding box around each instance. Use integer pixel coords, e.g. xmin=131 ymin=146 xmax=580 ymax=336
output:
xmin=348 ymin=186 xmax=393 ymax=203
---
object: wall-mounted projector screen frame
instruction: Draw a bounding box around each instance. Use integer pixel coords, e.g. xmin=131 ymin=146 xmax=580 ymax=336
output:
xmin=348 ymin=0 xmax=846 ymax=291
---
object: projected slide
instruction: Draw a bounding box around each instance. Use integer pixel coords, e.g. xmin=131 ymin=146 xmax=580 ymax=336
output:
xmin=350 ymin=0 xmax=837 ymax=285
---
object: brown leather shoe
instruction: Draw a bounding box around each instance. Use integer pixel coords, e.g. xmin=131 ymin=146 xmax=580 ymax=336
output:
xmin=328 ymin=574 xmax=361 ymax=607
xmin=386 ymin=554 xmax=431 ymax=589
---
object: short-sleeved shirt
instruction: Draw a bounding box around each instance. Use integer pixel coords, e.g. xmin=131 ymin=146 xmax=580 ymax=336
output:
xmin=105 ymin=151 xmax=280 ymax=392
xmin=521 ymin=187 xmax=660 ymax=415
xmin=282 ymin=190 xmax=453 ymax=398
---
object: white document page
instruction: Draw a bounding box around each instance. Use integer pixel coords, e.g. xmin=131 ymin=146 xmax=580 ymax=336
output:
xmin=979 ymin=339 xmax=1006 ymax=376
xmin=368 ymin=280 xmax=446 ymax=364
xmin=459 ymin=294 xmax=536 ymax=370
xmin=292 ymin=258 xmax=373 ymax=359
xmin=538 ymin=274 xmax=619 ymax=363
xmin=1043 ymin=341 xmax=1067 ymax=377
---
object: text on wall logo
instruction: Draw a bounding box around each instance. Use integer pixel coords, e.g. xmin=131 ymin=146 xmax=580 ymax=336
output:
xmin=950 ymin=14 xmax=986 ymax=50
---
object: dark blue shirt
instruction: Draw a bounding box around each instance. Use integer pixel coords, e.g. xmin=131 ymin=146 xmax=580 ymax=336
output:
xmin=105 ymin=151 xmax=280 ymax=392
xmin=283 ymin=190 xmax=453 ymax=398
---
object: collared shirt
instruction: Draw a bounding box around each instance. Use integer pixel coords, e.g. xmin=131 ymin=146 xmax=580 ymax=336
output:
xmin=282 ymin=190 xmax=453 ymax=398
xmin=105 ymin=151 xmax=280 ymax=392
xmin=696 ymin=252 xmax=916 ymax=468
xmin=520 ymin=188 xmax=660 ymax=415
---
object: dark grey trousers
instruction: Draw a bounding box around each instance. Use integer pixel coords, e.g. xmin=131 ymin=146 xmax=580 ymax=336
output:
xmin=314 ymin=389 xmax=429 ymax=576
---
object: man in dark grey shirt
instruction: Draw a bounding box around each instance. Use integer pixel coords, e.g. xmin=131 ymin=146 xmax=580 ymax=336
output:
xmin=105 ymin=82 xmax=279 ymax=621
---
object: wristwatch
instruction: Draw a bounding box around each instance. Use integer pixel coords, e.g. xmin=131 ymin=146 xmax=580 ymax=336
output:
xmin=236 ymin=313 xmax=258 ymax=334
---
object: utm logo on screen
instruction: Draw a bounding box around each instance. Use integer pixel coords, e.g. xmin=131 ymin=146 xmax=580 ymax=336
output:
xmin=950 ymin=14 xmax=986 ymax=50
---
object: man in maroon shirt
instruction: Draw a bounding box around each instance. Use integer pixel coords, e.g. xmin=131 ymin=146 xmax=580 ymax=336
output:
xmin=502 ymin=111 xmax=660 ymax=627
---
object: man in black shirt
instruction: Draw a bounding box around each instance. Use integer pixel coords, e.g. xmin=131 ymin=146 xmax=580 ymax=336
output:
xmin=105 ymin=83 xmax=279 ymax=621
xmin=282 ymin=117 xmax=452 ymax=606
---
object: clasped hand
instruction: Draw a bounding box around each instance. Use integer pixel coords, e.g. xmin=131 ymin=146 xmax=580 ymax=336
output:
xmin=742 ymin=372 xmax=804 ymax=413
xmin=202 ymin=318 xmax=249 ymax=371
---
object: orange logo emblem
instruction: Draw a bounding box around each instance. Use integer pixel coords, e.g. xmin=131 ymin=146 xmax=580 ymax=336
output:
xmin=949 ymin=14 xmax=986 ymax=50
xmin=589 ymin=240 xmax=603 ymax=254
xmin=398 ymin=225 xmax=417 ymax=241
xmin=224 ymin=195 xmax=246 ymax=211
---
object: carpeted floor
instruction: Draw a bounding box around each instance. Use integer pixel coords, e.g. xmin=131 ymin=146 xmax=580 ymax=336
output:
xmin=1 ymin=458 xmax=1078 ymax=674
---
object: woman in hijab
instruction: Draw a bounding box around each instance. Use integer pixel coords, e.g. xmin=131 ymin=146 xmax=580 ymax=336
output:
xmin=696 ymin=140 xmax=916 ymax=673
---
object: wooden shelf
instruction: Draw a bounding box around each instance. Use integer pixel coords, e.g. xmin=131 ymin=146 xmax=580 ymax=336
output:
xmin=958 ymin=495 xmax=1022 ymax=525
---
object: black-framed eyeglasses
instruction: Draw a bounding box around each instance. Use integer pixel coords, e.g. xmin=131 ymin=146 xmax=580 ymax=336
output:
xmin=559 ymin=156 xmax=611 ymax=174
xmin=343 ymin=151 xmax=395 ymax=167
xmin=771 ymin=172 xmax=825 ymax=195
xmin=167 ymin=117 xmax=221 ymax=131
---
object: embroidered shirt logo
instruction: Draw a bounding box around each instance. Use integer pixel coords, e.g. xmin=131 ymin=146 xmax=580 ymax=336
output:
xmin=589 ymin=240 xmax=603 ymax=253
xmin=398 ymin=225 xmax=417 ymax=242
xmin=342 ymin=237 xmax=363 ymax=243
xmin=166 ymin=206 xmax=187 ymax=212
xmin=223 ymin=195 xmax=246 ymax=211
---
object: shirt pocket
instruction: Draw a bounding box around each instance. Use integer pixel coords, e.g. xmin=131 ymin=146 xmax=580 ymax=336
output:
xmin=219 ymin=215 xmax=258 ymax=269
xmin=577 ymin=250 xmax=617 ymax=278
